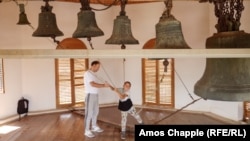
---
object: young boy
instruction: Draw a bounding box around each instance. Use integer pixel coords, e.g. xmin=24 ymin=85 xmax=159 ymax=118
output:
xmin=112 ymin=81 xmax=143 ymax=140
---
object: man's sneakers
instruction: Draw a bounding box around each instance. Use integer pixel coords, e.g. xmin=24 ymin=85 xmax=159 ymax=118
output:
xmin=84 ymin=130 xmax=95 ymax=138
xmin=91 ymin=126 xmax=104 ymax=133
xmin=85 ymin=126 xmax=104 ymax=138
xmin=121 ymin=131 xmax=126 ymax=140
xmin=139 ymin=122 xmax=144 ymax=125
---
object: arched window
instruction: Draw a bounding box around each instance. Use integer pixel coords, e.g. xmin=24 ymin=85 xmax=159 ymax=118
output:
xmin=142 ymin=39 xmax=174 ymax=107
xmin=55 ymin=38 xmax=88 ymax=108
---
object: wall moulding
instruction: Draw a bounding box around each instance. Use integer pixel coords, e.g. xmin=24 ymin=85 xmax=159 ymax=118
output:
xmin=0 ymin=49 xmax=250 ymax=59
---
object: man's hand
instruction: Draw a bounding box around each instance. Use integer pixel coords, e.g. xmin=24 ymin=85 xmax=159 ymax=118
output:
xmin=104 ymin=81 xmax=111 ymax=87
xmin=109 ymin=86 xmax=115 ymax=90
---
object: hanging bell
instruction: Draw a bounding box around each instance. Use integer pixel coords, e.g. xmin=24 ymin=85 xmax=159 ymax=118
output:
xmin=72 ymin=10 xmax=104 ymax=38
xmin=194 ymin=31 xmax=250 ymax=101
xmin=32 ymin=1 xmax=63 ymax=37
xmin=105 ymin=15 xmax=139 ymax=45
xmin=155 ymin=15 xmax=191 ymax=49
xmin=154 ymin=0 xmax=190 ymax=49
xmin=17 ymin=4 xmax=30 ymax=25
xmin=105 ymin=0 xmax=139 ymax=45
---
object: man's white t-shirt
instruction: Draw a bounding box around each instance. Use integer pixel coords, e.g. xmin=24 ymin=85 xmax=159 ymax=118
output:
xmin=84 ymin=70 xmax=99 ymax=94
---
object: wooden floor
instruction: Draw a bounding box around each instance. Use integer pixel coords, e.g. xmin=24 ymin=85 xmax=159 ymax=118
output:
xmin=0 ymin=106 xmax=239 ymax=141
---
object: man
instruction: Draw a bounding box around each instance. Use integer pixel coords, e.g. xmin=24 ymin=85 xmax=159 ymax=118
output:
xmin=83 ymin=60 xmax=110 ymax=138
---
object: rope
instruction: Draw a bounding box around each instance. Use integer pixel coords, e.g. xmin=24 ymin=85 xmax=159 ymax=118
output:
xmin=100 ymin=63 xmax=116 ymax=87
xmin=87 ymin=37 xmax=117 ymax=88
xmin=153 ymin=98 xmax=202 ymax=124
xmin=175 ymin=69 xmax=194 ymax=100
xmin=88 ymin=69 xmax=108 ymax=83
xmin=87 ymin=37 xmax=94 ymax=50
xmin=136 ymin=103 xmax=148 ymax=114
xmin=122 ymin=58 xmax=126 ymax=82
xmin=90 ymin=0 xmax=119 ymax=11
xmin=143 ymin=64 xmax=200 ymax=123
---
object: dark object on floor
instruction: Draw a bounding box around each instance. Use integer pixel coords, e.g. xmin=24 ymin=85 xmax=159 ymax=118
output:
xmin=17 ymin=97 xmax=29 ymax=120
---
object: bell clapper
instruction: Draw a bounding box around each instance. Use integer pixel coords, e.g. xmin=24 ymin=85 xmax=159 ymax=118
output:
xmin=87 ymin=37 xmax=94 ymax=50
xmin=121 ymin=44 xmax=126 ymax=49
xmin=50 ymin=35 xmax=60 ymax=45
xmin=163 ymin=59 xmax=169 ymax=72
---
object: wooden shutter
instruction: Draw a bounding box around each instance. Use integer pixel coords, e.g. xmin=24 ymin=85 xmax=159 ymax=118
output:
xmin=142 ymin=59 xmax=174 ymax=107
xmin=243 ymin=101 xmax=250 ymax=122
xmin=73 ymin=59 xmax=86 ymax=104
xmin=56 ymin=58 xmax=88 ymax=108
xmin=57 ymin=58 xmax=72 ymax=106
xmin=0 ymin=59 xmax=4 ymax=94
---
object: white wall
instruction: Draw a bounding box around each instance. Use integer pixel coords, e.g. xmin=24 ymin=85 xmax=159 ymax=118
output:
xmin=0 ymin=1 xmax=23 ymax=119
xmin=0 ymin=1 xmax=249 ymax=121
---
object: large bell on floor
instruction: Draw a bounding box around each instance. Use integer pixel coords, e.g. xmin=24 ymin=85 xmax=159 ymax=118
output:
xmin=72 ymin=10 xmax=104 ymax=38
xmin=32 ymin=1 xmax=63 ymax=37
xmin=17 ymin=4 xmax=30 ymax=25
xmin=105 ymin=15 xmax=139 ymax=45
xmin=194 ymin=31 xmax=250 ymax=101
xmin=154 ymin=15 xmax=191 ymax=49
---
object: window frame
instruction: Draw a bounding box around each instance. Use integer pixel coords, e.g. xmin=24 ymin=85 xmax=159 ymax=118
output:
xmin=142 ymin=58 xmax=175 ymax=108
xmin=0 ymin=59 xmax=5 ymax=94
xmin=243 ymin=101 xmax=250 ymax=122
xmin=55 ymin=58 xmax=88 ymax=109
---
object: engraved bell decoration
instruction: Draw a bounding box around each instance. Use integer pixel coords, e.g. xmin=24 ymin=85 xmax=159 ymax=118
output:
xmin=72 ymin=0 xmax=104 ymax=38
xmin=105 ymin=0 xmax=139 ymax=49
xmin=17 ymin=4 xmax=30 ymax=25
xmin=194 ymin=0 xmax=250 ymax=101
xmin=32 ymin=0 xmax=63 ymax=37
xmin=154 ymin=0 xmax=190 ymax=49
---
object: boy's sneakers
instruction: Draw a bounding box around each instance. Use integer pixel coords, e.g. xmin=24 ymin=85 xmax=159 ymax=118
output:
xmin=139 ymin=122 xmax=144 ymax=125
xmin=85 ymin=130 xmax=95 ymax=138
xmin=91 ymin=126 xmax=104 ymax=133
xmin=121 ymin=131 xmax=126 ymax=140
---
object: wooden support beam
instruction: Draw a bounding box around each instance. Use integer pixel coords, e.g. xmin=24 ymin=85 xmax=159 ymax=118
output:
xmin=0 ymin=49 xmax=250 ymax=59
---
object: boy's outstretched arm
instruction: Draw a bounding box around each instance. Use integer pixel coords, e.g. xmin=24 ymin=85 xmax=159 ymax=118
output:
xmin=110 ymin=86 xmax=128 ymax=99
